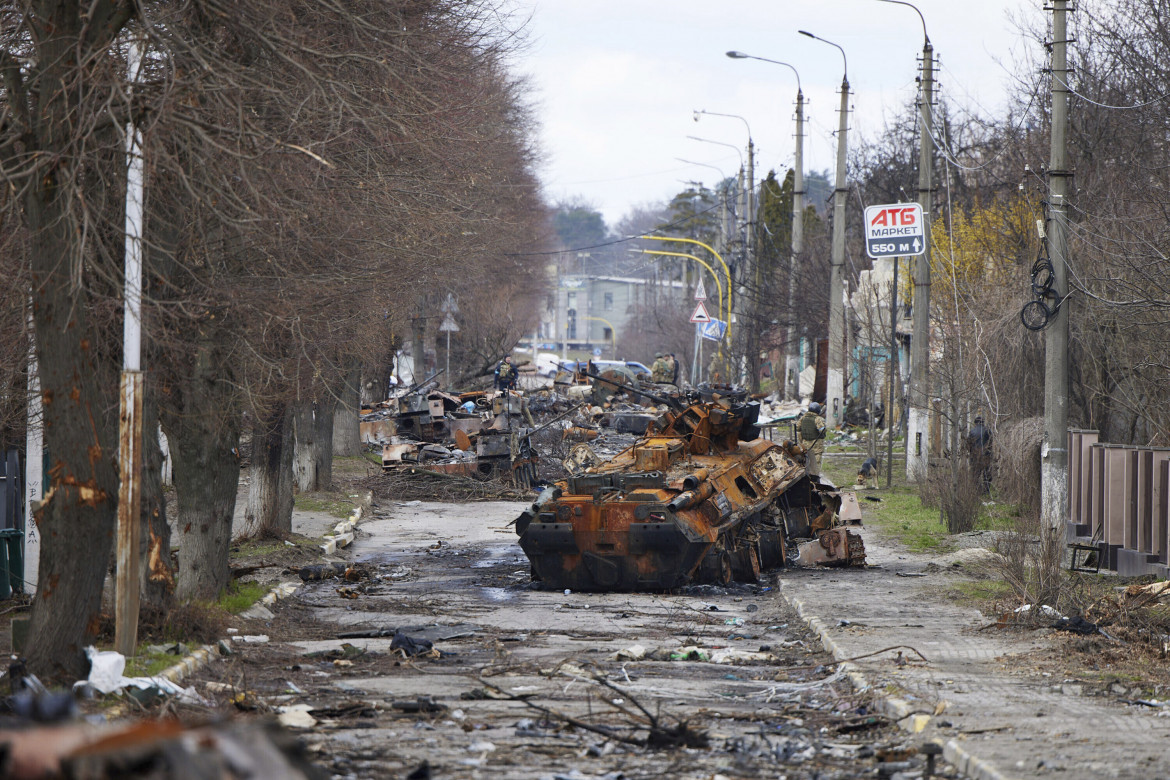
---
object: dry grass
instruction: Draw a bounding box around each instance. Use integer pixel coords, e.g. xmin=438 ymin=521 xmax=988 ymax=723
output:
xmin=919 ymin=455 xmax=983 ymax=533
xmin=994 ymin=416 xmax=1043 ymax=524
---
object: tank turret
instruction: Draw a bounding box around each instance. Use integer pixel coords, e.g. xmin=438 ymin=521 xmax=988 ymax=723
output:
xmin=515 ymin=397 xmax=864 ymax=591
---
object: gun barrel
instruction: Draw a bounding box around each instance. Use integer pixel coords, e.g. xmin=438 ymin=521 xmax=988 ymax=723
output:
xmin=585 ymin=371 xmax=682 ymax=410
xmin=402 ymin=369 xmax=445 ymax=396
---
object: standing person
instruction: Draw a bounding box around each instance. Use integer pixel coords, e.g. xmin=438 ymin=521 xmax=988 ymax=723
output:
xmin=798 ymin=402 xmax=827 ymax=478
xmin=668 ymin=353 xmax=680 ymax=385
xmin=650 ymin=352 xmax=669 ymax=383
xmin=494 ymin=355 xmax=517 ymax=391
xmin=967 ymin=415 xmax=993 ymax=493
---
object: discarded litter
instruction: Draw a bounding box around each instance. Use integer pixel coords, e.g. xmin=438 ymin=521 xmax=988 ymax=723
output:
xmin=78 ymin=647 xmax=211 ymax=706
xmin=611 ymin=644 xmax=647 ymax=661
xmin=276 ymin=704 xmax=317 ymax=729
xmin=391 ymin=629 xmax=435 ymax=658
xmin=298 ymin=562 xmax=349 ymax=581
xmin=1014 ymin=604 xmax=1064 ymax=620
xmin=231 ymin=634 xmax=270 ymax=644
xmin=392 ymin=696 xmax=447 ymax=713
xmin=1053 ymin=615 xmax=1099 ymax=635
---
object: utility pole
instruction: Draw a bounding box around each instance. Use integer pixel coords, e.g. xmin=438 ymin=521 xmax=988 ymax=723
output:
xmin=115 ymin=39 xmax=146 ymax=656
xmin=744 ymin=137 xmax=756 ymax=388
xmin=723 ymin=52 xmax=803 ymax=399
xmin=827 ymin=75 xmax=850 ymax=429
xmin=786 ymin=91 xmax=805 ymax=400
xmin=800 ymin=30 xmax=850 ymax=429
xmin=907 ymin=34 xmax=934 ymax=481
xmin=1042 ymin=0 xmax=1071 ymax=532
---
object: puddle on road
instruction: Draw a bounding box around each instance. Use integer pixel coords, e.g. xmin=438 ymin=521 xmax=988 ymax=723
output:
xmin=478 ymin=586 xmax=516 ymax=603
xmin=470 ymin=545 xmax=524 ymax=569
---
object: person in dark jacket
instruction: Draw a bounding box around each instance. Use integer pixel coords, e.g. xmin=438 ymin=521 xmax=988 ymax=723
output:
xmin=494 ymin=355 xmax=518 ymax=391
xmin=967 ymin=415 xmax=993 ymax=492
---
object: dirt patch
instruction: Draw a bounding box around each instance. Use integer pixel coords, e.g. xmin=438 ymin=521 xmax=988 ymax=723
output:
xmin=229 ymin=533 xmax=324 ymax=589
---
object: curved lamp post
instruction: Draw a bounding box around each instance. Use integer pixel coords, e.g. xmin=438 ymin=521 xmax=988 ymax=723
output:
xmin=799 ymin=29 xmax=850 ymax=430
xmin=726 ymin=50 xmax=805 ymax=401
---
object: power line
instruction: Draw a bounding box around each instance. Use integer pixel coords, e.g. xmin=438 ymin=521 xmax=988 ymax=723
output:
xmin=1054 ymin=72 xmax=1170 ymax=110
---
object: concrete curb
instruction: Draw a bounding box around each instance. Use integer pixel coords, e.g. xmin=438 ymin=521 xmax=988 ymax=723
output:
xmin=156 ymin=491 xmax=374 ymax=687
xmin=779 ymin=582 xmax=1011 ymax=780
xmin=320 ymin=491 xmax=373 ymax=554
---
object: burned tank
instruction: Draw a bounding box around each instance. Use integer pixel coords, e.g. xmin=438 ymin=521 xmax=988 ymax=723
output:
xmin=515 ymin=387 xmax=864 ymax=592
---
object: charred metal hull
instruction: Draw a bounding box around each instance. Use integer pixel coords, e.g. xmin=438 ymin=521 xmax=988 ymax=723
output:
xmin=515 ymin=399 xmax=863 ymax=592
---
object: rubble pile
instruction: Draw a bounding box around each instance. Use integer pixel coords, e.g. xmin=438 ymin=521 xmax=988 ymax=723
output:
xmin=362 ymin=368 xmax=685 ymax=499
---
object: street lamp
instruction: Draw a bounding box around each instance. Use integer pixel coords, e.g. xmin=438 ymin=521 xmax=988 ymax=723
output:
xmin=798 ymin=30 xmax=847 ymax=79
xmin=685 ymin=135 xmax=743 ymax=169
xmin=877 ymin=0 xmax=935 ymax=481
xmin=675 ymin=157 xmax=727 ymax=182
xmin=725 ymin=50 xmax=805 ymax=401
xmin=693 ymin=109 xmax=755 ymax=242
xmin=692 ymin=111 xmax=756 ymax=385
xmin=800 ymin=29 xmax=850 ymax=430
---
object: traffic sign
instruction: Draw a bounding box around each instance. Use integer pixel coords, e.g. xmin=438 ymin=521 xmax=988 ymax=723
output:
xmin=693 ymin=278 xmax=707 ymax=301
xmin=863 ymin=203 xmax=925 ymax=259
xmin=689 ymin=302 xmax=712 ymax=323
xmin=440 ymin=292 xmax=459 ymax=313
xmin=701 ymin=319 xmax=726 ymax=341
xmin=438 ymin=313 xmax=460 ymax=332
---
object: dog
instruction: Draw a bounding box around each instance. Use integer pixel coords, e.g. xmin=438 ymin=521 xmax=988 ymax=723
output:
xmin=857 ymin=457 xmax=878 ymax=486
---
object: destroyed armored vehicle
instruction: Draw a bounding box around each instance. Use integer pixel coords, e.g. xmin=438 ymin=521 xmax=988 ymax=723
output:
xmin=515 ymin=386 xmax=864 ymax=591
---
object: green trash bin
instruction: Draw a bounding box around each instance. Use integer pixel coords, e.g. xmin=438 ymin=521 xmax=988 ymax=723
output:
xmin=0 ymin=529 xmax=23 ymax=598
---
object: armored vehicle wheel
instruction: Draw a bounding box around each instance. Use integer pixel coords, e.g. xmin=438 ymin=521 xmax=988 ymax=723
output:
xmin=730 ymin=542 xmax=761 ymax=582
xmin=698 ymin=549 xmax=732 ymax=585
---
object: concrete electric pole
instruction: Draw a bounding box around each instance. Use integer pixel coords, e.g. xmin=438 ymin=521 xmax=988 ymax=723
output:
xmin=1042 ymin=0 xmax=1071 ymax=532
xmin=789 ymin=91 xmax=805 ymax=401
xmin=725 ymin=51 xmax=805 ymax=400
xmin=115 ymin=38 xmax=146 ymax=656
xmin=801 ymin=30 xmax=850 ymax=429
xmin=900 ymin=6 xmax=934 ymax=482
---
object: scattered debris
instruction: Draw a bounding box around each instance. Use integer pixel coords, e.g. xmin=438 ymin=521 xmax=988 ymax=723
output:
xmin=391 ymin=630 xmax=437 ymax=658
xmin=391 ymin=697 xmax=447 ymax=713
xmin=0 ymin=718 xmax=321 ymax=779
xmin=79 ymin=647 xmax=211 ymax=706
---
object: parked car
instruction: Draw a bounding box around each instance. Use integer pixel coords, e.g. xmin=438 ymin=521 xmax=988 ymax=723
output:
xmin=593 ymin=360 xmax=652 ymax=380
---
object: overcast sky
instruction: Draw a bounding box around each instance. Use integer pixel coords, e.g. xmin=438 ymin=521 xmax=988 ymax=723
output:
xmin=506 ymin=0 xmax=1039 ymax=229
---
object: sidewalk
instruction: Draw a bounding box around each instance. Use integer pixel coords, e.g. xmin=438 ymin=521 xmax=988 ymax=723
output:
xmin=779 ymin=525 xmax=1170 ymax=780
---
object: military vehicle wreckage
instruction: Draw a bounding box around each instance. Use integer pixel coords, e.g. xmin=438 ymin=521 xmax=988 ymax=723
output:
xmin=515 ymin=383 xmax=865 ymax=591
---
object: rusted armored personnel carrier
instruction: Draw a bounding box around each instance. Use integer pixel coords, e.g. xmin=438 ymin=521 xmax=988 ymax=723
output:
xmin=515 ymin=388 xmax=864 ymax=591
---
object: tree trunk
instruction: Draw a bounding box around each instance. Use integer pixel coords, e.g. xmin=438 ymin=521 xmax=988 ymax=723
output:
xmin=22 ymin=7 xmax=126 ymax=677
xmin=168 ymin=412 xmax=240 ymax=602
xmin=25 ymin=221 xmax=120 ymax=680
xmin=139 ymin=389 xmax=174 ymax=609
xmin=293 ymin=399 xmax=334 ymax=492
xmin=292 ymin=402 xmax=316 ymax=493
xmin=333 ymin=366 xmax=362 ymax=457
xmin=313 ymin=400 xmax=334 ymax=489
xmin=410 ymin=314 xmax=426 ymax=385
xmin=245 ymin=404 xmax=294 ymax=536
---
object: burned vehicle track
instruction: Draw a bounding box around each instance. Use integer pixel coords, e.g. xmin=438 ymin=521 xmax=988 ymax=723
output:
xmin=516 ymin=387 xmax=865 ymax=592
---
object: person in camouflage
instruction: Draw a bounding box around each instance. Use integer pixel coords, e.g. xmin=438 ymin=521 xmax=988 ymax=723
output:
xmin=650 ymin=352 xmax=670 ymax=383
xmin=798 ymin=401 xmax=827 ymax=478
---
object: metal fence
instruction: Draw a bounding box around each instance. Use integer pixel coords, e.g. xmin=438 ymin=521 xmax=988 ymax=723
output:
xmin=1067 ymin=429 xmax=1170 ymax=576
